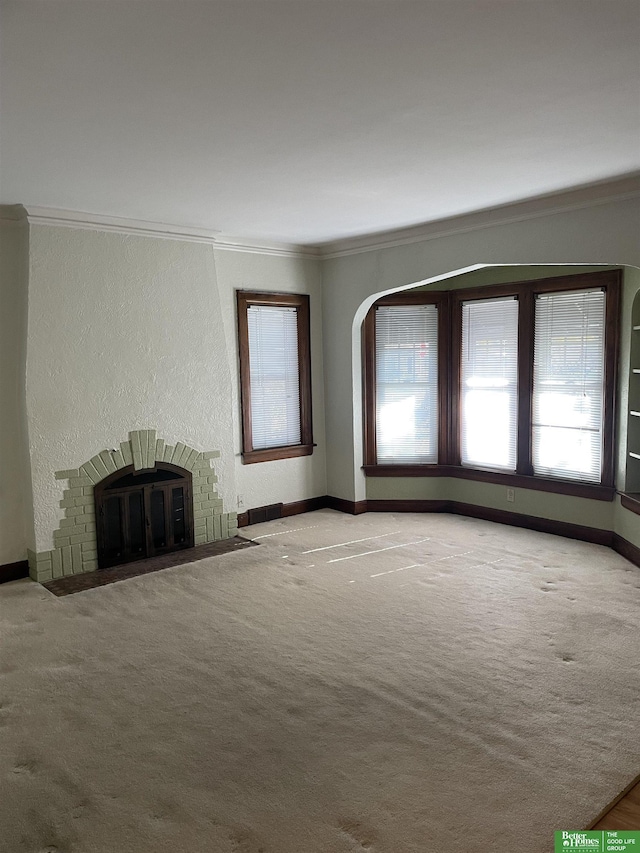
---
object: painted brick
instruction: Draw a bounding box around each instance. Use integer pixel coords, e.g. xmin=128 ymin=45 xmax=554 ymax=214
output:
xmin=228 ymin=512 xmax=238 ymax=522
xmin=38 ymin=569 xmax=53 ymax=582
xmin=66 ymin=505 xmax=86 ymax=517
xmin=193 ymin=508 xmax=209 ymax=519
xmin=64 ymin=488 xmax=83 ymax=499
xmin=74 ymin=496 xmax=92 ymax=507
xmin=61 ymin=545 xmax=73 ymax=576
xmin=71 ymin=544 xmax=83 ymax=573
xmin=90 ymin=454 xmax=110 ymax=479
xmin=58 ymin=519 xmax=87 ymax=542
xmin=199 ymin=499 xmax=221 ymax=511
xmin=59 ymin=498 xmax=75 ymax=508
xmin=171 ymin=442 xmax=186 ymax=465
xmin=85 ymin=522 xmax=96 ymax=534
xmin=155 ymin=438 xmax=165 ymax=463
xmin=82 ymin=559 xmax=98 ymax=572
xmin=139 ymin=429 xmax=155 ymax=469
xmin=70 ymin=532 xmax=95 ymax=545
xmin=183 ymin=448 xmax=199 ymax=470
xmin=192 ymin=476 xmax=209 ymax=486
xmin=74 ymin=513 xmax=94 ymax=525
xmin=214 ymin=514 xmax=222 ymax=540
xmin=69 ymin=476 xmax=93 ymax=488
xmin=81 ymin=540 xmax=96 ymax=552
xmin=99 ymin=450 xmax=117 ymax=474
xmin=81 ymin=461 xmax=102 ymax=484
xmin=201 ymin=450 xmax=220 ymax=460
xmin=206 ymin=515 xmax=214 ymax=541
xmin=213 ymin=505 xmax=222 ymax=516
xmin=51 ymin=548 xmax=63 ymax=579
xmin=53 ymin=535 xmax=71 ymax=548
xmin=131 ymin=431 xmax=143 ymax=471
xmin=82 ymin=548 xmax=98 ymax=560
xmin=163 ymin=445 xmax=174 ymax=462
xmin=55 ymin=469 xmax=80 ymax=480
xmin=112 ymin=448 xmax=126 ymax=470
xmin=60 ymin=517 xmax=81 ymax=528
xmin=120 ymin=441 xmax=133 ymax=466
xmin=228 ymin=526 xmax=239 ymax=538
xmin=195 ymin=533 xmax=207 ymax=545
xmin=82 ymin=486 xmax=94 ymax=496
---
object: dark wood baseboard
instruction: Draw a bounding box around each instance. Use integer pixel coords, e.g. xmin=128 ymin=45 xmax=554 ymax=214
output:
xmin=620 ymin=492 xmax=640 ymax=516
xmin=238 ymin=496 xmax=329 ymax=528
xmin=612 ymin=534 xmax=640 ymax=569
xmin=325 ymin=495 xmax=368 ymax=514
xmin=451 ymin=501 xmax=613 ymax=547
xmin=282 ymin=496 xmax=328 ymax=517
xmin=0 ymin=560 xmax=29 ymax=584
xmin=231 ymin=495 xmax=640 ymax=570
xmin=366 ymin=499 xmax=450 ymax=513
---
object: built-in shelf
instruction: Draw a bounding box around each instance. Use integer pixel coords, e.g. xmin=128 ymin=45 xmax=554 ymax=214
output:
xmin=620 ymin=492 xmax=640 ymax=516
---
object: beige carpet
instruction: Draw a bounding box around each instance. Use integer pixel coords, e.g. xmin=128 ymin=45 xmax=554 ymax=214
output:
xmin=1 ymin=509 xmax=639 ymax=853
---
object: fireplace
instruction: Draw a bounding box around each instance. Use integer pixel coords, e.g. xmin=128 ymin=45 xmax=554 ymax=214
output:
xmin=95 ymin=463 xmax=194 ymax=568
xmin=27 ymin=429 xmax=238 ymax=584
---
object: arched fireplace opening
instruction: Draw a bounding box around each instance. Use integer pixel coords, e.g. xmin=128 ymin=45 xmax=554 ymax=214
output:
xmin=95 ymin=463 xmax=194 ymax=569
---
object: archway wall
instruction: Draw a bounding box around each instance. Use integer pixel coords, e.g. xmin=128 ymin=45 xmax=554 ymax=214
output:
xmin=321 ymin=193 xmax=640 ymax=547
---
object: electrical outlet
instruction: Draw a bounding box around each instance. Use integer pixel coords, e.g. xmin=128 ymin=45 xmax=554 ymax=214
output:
xmin=506 ymin=488 xmax=515 ymax=503
xmin=237 ymin=494 xmax=244 ymax=508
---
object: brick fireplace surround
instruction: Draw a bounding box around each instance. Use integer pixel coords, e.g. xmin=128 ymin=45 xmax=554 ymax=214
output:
xmin=27 ymin=429 xmax=238 ymax=583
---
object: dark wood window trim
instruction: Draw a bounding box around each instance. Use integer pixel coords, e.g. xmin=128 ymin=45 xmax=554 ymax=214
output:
xmin=237 ymin=290 xmax=313 ymax=464
xmin=620 ymin=492 xmax=640 ymax=516
xmin=363 ymin=270 xmax=621 ymax=501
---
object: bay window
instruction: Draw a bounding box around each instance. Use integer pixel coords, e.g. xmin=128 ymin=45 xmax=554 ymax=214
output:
xmin=362 ymin=270 xmax=620 ymax=498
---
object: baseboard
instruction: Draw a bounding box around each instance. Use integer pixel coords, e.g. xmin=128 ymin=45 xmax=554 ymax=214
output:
xmin=612 ymin=534 xmax=640 ymax=569
xmin=282 ymin=496 xmax=329 ymax=517
xmin=451 ymin=502 xmax=613 ymax=547
xmin=234 ymin=495 xmax=640 ymax=569
xmin=366 ymin=499 xmax=450 ymax=513
xmin=325 ymin=495 xmax=368 ymax=514
xmin=0 ymin=560 xmax=29 ymax=584
xmin=238 ymin=496 xmax=329 ymax=528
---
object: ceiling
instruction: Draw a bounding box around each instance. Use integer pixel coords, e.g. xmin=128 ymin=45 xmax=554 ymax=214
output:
xmin=1 ymin=0 xmax=639 ymax=246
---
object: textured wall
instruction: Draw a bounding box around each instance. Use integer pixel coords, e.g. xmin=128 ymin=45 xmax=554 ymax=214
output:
xmin=0 ymin=219 xmax=30 ymax=564
xmin=25 ymin=226 xmax=326 ymax=553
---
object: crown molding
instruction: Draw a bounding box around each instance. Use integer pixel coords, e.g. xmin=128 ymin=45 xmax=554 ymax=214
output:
xmin=8 ymin=173 xmax=640 ymax=261
xmin=313 ymin=174 xmax=640 ymax=259
xmin=19 ymin=206 xmax=318 ymax=259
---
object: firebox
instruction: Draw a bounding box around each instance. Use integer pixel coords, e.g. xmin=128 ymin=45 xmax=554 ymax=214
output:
xmin=95 ymin=463 xmax=194 ymax=568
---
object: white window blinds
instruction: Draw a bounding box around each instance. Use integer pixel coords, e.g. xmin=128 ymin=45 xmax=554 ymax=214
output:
xmin=532 ymin=289 xmax=605 ymax=482
xmin=375 ymin=304 xmax=438 ymax=463
xmin=247 ymin=304 xmax=301 ymax=449
xmin=461 ymin=297 xmax=518 ymax=471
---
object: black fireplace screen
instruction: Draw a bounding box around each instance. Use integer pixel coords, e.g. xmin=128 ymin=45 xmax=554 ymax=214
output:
xmin=94 ymin=463 xmax=194 ymax=569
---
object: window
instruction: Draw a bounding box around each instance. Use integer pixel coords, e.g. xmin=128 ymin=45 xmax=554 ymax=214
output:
xmin=237 ymin=291 xmax=313 ymax=463
xmin=532 ymin=289 xmax=606 ymax=482
xmin=363 ymin=292 xmax=448 ymax=469
xmin=461 ymin=297 xmax=518 ymax=472
xmin=375 ymin=302 xmax=439 ymax=463
xmin=363 ymin=271 xmax=620 ymax=498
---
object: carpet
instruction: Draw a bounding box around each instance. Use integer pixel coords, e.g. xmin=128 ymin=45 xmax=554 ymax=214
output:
xmin=1 ymin=509 xmax=639 ymax=852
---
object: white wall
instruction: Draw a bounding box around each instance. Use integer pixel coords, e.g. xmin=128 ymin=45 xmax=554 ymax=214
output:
xmin=322 ymin=196 xmax=640 ymax=541
xmin=0 ymin=218 xmax=30 ymax=563
xmin=24 ymin=225 xmax=326 ymax=553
